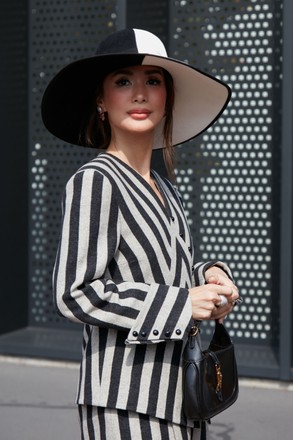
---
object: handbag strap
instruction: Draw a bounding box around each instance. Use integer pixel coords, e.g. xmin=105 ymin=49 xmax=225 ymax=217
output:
xmin=189 ymin=320 xmax=201 ymax=336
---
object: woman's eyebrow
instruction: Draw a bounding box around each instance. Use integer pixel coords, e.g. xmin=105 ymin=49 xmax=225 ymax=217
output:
xmin=144 ymin=68 xmax=164 ymax=76
xmin=112 ymin=68 xmax=163 ymax=76
xmin=112 ymin=69 xmax=133 ymax=76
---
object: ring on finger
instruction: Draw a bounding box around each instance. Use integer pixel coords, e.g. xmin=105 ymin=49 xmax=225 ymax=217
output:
xmin=232 ymin=297 xmax=243 ymax=306
xmin=216 ymin=295 xmax=228 ymax=307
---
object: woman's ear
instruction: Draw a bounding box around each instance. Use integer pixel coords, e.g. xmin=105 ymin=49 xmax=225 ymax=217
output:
xmin=96 ymin=98 xmax=106 ymax=112
xmin=96 ymin=104 xmax=105 ymax=122
xmin=95 ymin=93 xmax=104 ymax=116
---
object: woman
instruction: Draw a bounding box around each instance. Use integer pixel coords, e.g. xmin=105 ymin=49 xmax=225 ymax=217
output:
xmin=42 ymin=28 xmax=240 ymax=440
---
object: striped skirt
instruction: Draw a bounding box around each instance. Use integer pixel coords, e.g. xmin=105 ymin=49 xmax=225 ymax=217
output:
xmin=78 ymin=406 xmax=206 ymax=440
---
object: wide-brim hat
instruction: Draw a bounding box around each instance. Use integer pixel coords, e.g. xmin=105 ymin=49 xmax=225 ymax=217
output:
xmin=41 ymin=28 xmax=231 ymax=149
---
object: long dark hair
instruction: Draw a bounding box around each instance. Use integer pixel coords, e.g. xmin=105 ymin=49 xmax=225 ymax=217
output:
xmin=80 ymin=68 xmax=176 ymax=180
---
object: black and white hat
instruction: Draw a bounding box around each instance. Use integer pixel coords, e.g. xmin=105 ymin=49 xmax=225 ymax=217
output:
xmin=41 ymin=28 xmax=231 ymax=149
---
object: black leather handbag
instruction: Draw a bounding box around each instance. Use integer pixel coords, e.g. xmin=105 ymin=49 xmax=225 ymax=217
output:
xmin=182 ymin=320 xmax=239 ymax=421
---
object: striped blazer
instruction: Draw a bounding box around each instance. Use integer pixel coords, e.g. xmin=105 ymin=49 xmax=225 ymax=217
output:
xmin=53 ymin=152 xmax=230 ymax=427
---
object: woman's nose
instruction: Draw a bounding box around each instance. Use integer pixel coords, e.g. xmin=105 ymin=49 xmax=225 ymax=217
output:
xmin=132 ymin=85 xmax=147 ymax=102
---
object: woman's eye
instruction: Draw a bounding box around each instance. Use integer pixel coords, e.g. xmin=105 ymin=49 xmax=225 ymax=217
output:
xmin=115 ymin=78 xmax=130 ymax=87
xmin=147 ymin=78 xmax=161 ymax=86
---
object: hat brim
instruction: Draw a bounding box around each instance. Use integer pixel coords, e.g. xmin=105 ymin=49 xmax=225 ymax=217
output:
xmin=41 ymin=53 xmax=231 ymax=149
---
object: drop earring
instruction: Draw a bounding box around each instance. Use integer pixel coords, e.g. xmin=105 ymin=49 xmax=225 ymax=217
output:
xmin=97 ymin=105 xmax=105 ymax=121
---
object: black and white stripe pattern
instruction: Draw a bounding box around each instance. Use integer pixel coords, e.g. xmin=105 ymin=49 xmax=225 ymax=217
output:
xmin=53 ymin=153 xmax=227 ymax=428
xmin=78 ymin=406 xmax=202 ymax=440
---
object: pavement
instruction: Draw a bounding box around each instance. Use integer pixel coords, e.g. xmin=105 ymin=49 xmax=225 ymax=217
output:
xmin=0 ymin=355 xmax=292 ymax=440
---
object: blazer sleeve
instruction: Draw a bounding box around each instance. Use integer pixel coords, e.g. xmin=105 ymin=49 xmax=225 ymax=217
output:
xmin=192 ymin=261 xmax=234 ymax=286
xmin=52 ymin=168 xmax=194 ymax=344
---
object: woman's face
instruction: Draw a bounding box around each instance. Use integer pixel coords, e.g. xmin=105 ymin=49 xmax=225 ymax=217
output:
xmin=99 ymin=65 xmax=167 ymax=139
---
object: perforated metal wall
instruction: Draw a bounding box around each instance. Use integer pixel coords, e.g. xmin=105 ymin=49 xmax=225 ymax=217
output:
xmin=29 ymin=0 xmax=283 ymax=355
xmin=170 ymin=0 xmax=282 ymax=345
xmin=29 ymin=0 xmax=117 ymax=327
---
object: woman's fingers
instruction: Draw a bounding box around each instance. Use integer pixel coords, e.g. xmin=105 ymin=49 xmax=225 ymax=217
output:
xmin=189 ymin=283 xmax=241 ymax=321
xmin=205 ymin=267 xmax=240 ymax=303
xmin=215 ymin=294 xmax=228 ymax=307
xmin=207 ymin=280 xmax=240 ymax=305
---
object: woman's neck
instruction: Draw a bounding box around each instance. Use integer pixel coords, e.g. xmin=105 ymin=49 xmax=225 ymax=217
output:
xmin=106 ymin=133 xmax=154 ymax=181
xmin=106 ymin=135 xmax=166 ymax=207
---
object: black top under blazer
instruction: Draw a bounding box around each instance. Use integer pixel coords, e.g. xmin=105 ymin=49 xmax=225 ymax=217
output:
xmin=52 ymin=152 xmax=231 ymax=427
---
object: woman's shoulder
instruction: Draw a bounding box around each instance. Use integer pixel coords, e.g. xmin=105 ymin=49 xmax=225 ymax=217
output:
xmin=67 ymin=152 xmax=120 ymax=181
xmin=64 ymin=153 xmax=119 ymax=192
xmin=77 ymin=152 xmax=116 ymax=173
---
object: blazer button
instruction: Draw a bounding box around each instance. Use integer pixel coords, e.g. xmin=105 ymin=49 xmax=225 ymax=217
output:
xmin=141 ymin=331 xmax=147 ymax=338
xmin=165 ymin=331 xmax=171 ymax=338
xmin=132 ymin=331 xmax=138 ymax=337
xmin=175 ymin=329 xmax=182 ymax=335
xmin=153 ymin=329 xmax=159 ymax=336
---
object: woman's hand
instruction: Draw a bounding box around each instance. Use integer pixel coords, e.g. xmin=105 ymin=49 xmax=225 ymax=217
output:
xmin=189 ymin=266 xmax=239 ymax=322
